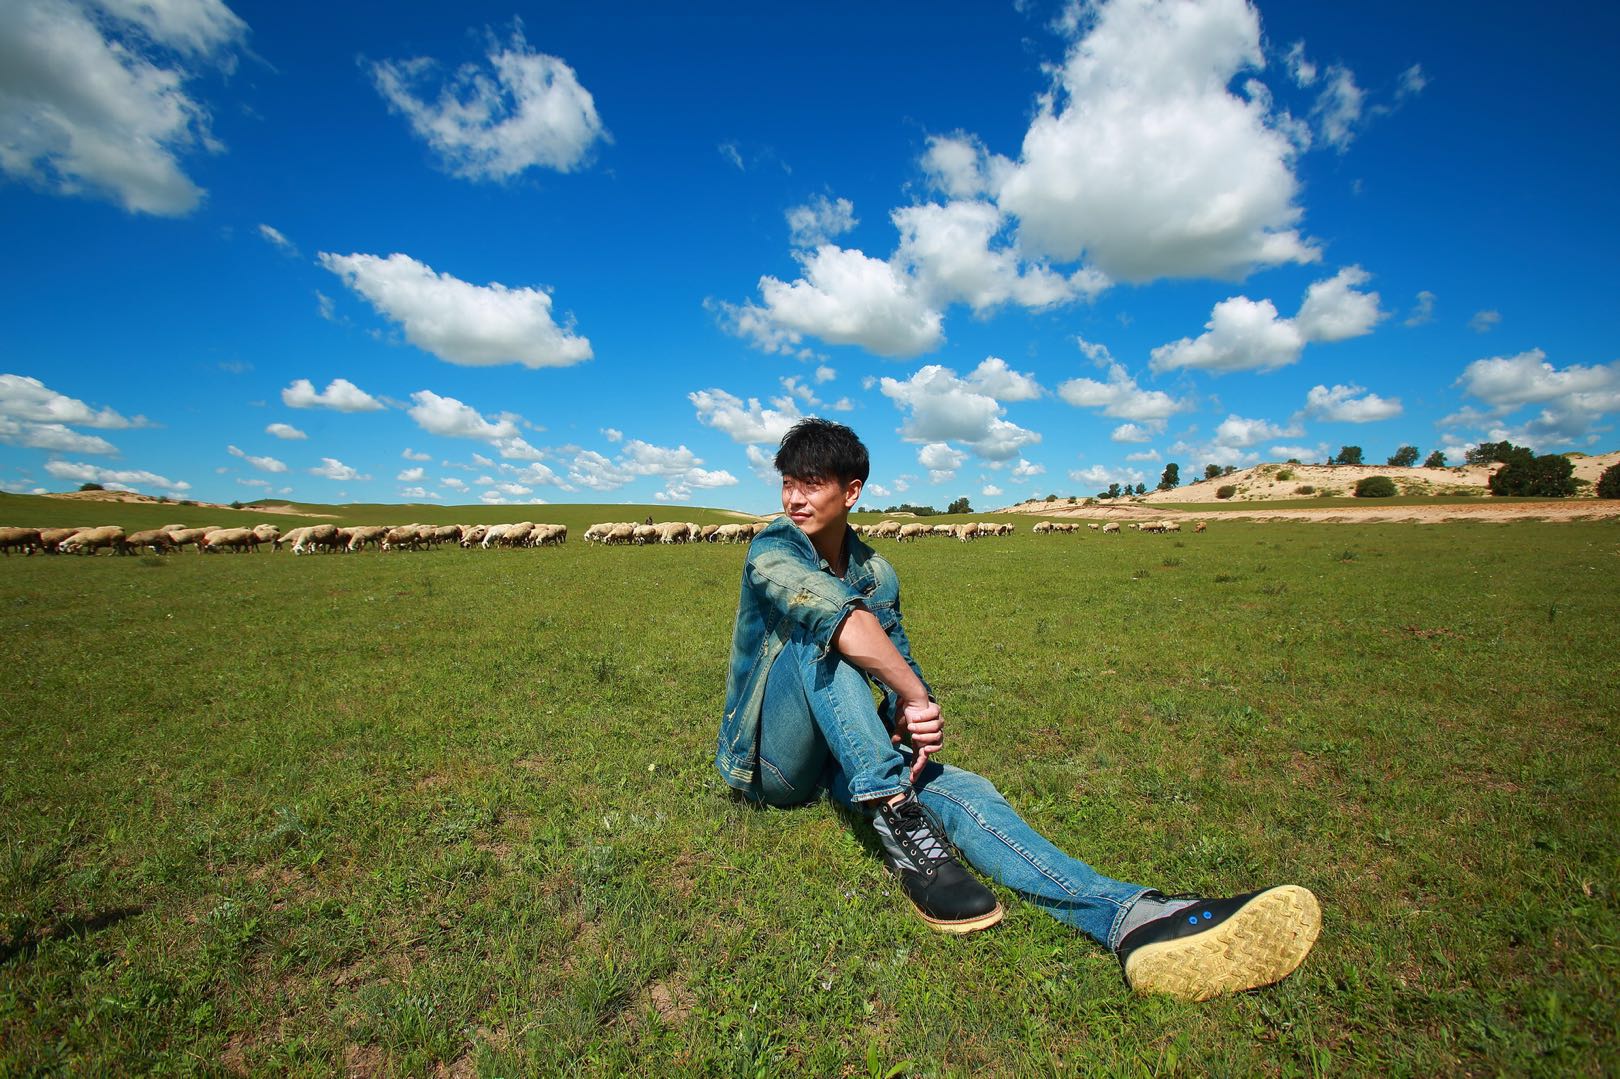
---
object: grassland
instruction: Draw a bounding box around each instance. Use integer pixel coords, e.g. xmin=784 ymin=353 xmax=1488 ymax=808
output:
xmin=2 ymin=516 xmax=1617 ymax=1075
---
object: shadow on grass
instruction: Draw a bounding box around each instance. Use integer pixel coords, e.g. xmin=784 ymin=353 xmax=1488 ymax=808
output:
xmin=0 ymin=905 xmax=145 ymax=967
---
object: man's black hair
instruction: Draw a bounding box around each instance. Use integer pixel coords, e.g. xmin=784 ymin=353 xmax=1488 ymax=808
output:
xmin=774 ymin=418 xmax=870 ymax=484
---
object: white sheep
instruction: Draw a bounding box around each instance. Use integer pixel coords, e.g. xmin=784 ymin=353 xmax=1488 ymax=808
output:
xmin=0 ymin=527 xmax=41 ymax=556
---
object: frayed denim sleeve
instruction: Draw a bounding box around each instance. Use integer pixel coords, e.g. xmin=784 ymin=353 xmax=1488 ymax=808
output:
xmin=745 ymin=545 xmax=863 ymax=659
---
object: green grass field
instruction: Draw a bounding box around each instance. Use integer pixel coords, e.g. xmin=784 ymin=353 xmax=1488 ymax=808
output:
xmin=2 ymin=515 xmax=1616 ymax=1075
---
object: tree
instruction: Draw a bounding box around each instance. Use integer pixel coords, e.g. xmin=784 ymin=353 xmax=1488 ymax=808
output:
xmin=1332 ymin=446 xmax=1364 ymax=466
xmin=1489 ymin=453 xmax=1575 ymax=497
xmin=78 ymin=482 xmax=104 ymax=492
xmin=1158 ymin=463 xmax=1181 ymax=491
xmin=1355 ymin=475 xmax=1397 ymax=497
xmin=1388 ymin=445 xmax=1419 ymax=467
xmin=1203 ymin=463 xmax=1222 ymax=481
xmin=1106 ymin=482 xmax=1121 ymax=500
xmin=1423 ymin=450 xmax=1447 ymax=469
xmin=1597 ymin=463 xmax=1620 ymax=499
xmin=1222 ymin=464 xmax=1236 ymax=476
xmin=947 ymin=496 xmax=971 ymax=515
xmin=1135 ymin=482 xmax=1147 ymax=495
xmin=1466 ymin=440 xmax=1529 ymax=466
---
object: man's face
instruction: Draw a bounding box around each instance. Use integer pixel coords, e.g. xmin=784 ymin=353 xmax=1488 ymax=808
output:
xmin=781 ymin=473 xmax=861 ymax=544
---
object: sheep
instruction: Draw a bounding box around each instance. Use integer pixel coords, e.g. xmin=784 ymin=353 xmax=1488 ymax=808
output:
xmin=871 ymin=520 xmax=903 ymax=538
xmin=952 ymin=523 xmax=977 ymax=542
xmin=711 ymin=523 xmax=749 ymax=543
xmin=1140 ymin=522 xmax=1166 ymax=534
xmin=531 ymin=523 xmax=567 ymax=547
xmin=203 ymin=527 xmax=263 ymax=553
xmin=605 ymin=523 xmax=636 ymax=545
xmin=273 ymin=526 xmax=310 ymax=552
xmin=460 ymin=524 xmax=489 ymax=548
xmin=1162 ymin=521 xmax=1182 ymax=533
xmin=897 ymin=522 xmax=930 ymax=542
xmin=1101 ymin=522 xmax=1120 ymax=535
xmin=655 ymin=521 xmax=691 ymax=544
xmin=0 ymin=527 xmax=41 ymax=556
xmin=252 ymin=523 xmax=281 ymax=545
xmin=299 ymin=524 xmax=341 ymax=554
xmin=382 ymin=525 xmax=422 ymax=551
xmin=61 ymin=526 xmax=125 ymax=555
xmin=119 ymin=528 xmax=175 ymax=555
xmin=167 ymin=527 xmax=214 ymax=552
xmin=1087 ymin=523 xmax=1100 ymax=531
xmin=159 ymin=523 xmax=190 ymax=533
xmin=38 ymin=527 xmax=87 ymax=553
xmin=431 ymin=525 xmax=460 ymax=546
xmin=1194 ymin=521 xmax=1207 ymax=533
xmin=501 ymin=522 xmax=536 ymax=547
xmin=345 ymin=524 xmax=390 ymax=552
xmin=1032 ymin=521 xmax=1053 ymax=534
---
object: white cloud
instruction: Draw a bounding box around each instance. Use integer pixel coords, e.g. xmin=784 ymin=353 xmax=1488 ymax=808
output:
xmin=1110 ymin=423 xmax=1153 ymax=443
xmin=0 ymin=373 xmax=147 ymax=427
xmin=981 ymin=484 xmax=1003 ymax=497
xmin=0 ymin=418 xmax=117 ymax=454
xmin=227 ymin=444 xmax=288 ymax=472
xmin=600 ymin=427 xmax=623 ymax=442
xmin=993 ymin=0 xmax=1318 ymax=281
xmin=369 ymin=24 xmax=607 ymax=181
xmin=1313 ymin=65 xmax=1364 ymax=151
xmin=892 ymin=200 xmax=1099 ymax=314
xmin=440 ymin=476 xmax=467 ymax=491
xmin=786 ymin=195 xmax=858 ymax=247
xmin=399 ymin=486 xmax=439 ymax=500
xmin=309 ymin=458 xmax=367 ymax=482
xmin=964 ymin=357 xmax=1043 ymax=401
xmin=258 ymin=223 xmax=295 ymax=254
xmin=398 ymin=466 xmax=425 ymax=482
xmin=1302 ymin=383 xmax=1403 ymax=423
xmin=1069 ymin=463 xmax=1145 ymax=488
xmin=320 ymin=251 xmax=591 ymax=368
xmin=0 ymin=0 xmax=245 ymax=216
xmin=281 ymin=377 xmax=383 ymax=412
xmin=814 ymin=365 xmax=836 ymax=384
xmin=566 ymin=449 xmax=631 ymax=491
xmin=1270 ymin=444 xmax=1326 ymax=461
xmin=236 ymin=477 xmax=269 ymax=489
xmin=1404 ymin=290 xmax=1436 ymax=327
xmin=880 ymin=363 xmax=1041 ymax=460
xmin=1396 ymin=64 xmax=1428 ymax=100
xmin=732 ymin=244 xmax=944 ymax=358
xmin=1470 ymin=309 xmax=1501 ymax=334
xmin=1456 ymin=350 xmax=1620 ymax=411
xmin=1284 ymin=41 xmax=1317 ymax=87
xmin=1150 ymin=266 xmax=1383 ymax=373
xmin=1058 ymin=362 xmax=1187 ymax=423
xmin=864 ymin=482 xmax=891 ymax=498
xmin=266 ymin=422 xmax=307 ymax=440
xmin=745 ymin=444 xmax=776 ymax=482
xmin=1125 ymin=448 xmax=1161 ymax=462
xmin=921 ymin=133 xmax=998 ymax=200
xmin=1213 ymin=414 xmax=1302 ymax=447
xmin=689 ymin=388 xmax=802 ymax=444
xmin=1010 ymin=458 xmax=1045 ymax=481
xmin=44 ymin=458 xmax=189 ymax=492
xmin=407 ymin=389 xmax=518 ymax=442
xmin=1294 ymin=266 xmax=1385 ymax=342
xmin=401 ymin=446 xmax=430 ymax=460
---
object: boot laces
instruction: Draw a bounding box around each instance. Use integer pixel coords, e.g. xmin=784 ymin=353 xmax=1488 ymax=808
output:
xmin=895 ymin=802 xmax=951 ymax=867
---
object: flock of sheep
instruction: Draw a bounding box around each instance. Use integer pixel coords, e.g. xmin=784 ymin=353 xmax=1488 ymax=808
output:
xmin=1032 ymin=519 xmax=1207 ymax=535
xmin=0 ymin=515 xmax=1207 ymax=559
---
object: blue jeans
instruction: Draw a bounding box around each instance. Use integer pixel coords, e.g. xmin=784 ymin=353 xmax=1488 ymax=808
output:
xmin=748 ymin=632 xmax=1150 ymax=950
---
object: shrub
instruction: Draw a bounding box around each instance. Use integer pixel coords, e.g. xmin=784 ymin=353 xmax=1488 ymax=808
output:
xmin=1489 ymin=454 xmax=1575 ymax=497
xmin=1598 ymin=462 xmax=1620 ymax=499
xmin=1295 ymin=485 xmax=1315 ymax=495
xmin=1215 ymin=485 xmax=1237 ymax=499
xmin=1276 ymin=469 xmax=1294 ymax=481
xmin=1355 ymin=475 xmax=1398 ymax=498
xmin=78 ymin=482 xmax=104 ymax=492
xmin=229 ymin=500 xmax=244 ymax=510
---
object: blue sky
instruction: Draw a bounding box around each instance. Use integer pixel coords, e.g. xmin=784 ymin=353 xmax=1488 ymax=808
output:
xmin=3 ymin=0 xmax=1617 ymax=512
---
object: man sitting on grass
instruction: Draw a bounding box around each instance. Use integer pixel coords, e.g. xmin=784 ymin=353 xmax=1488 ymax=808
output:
xmin=716 ymin=418 xmax=1321 ymax=1000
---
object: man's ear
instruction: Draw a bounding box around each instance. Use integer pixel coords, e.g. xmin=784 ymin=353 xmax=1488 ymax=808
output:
xmin=843 ymin=478 xmax=863 ymax=509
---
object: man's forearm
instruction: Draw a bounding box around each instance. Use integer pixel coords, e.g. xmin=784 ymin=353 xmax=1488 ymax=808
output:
xmin=831 ymin=606 xmax=928 ymax=704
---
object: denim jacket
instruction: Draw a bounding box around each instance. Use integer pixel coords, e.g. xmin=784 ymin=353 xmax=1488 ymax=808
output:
xmin=716 ymin=515 xmax=930 ymax=791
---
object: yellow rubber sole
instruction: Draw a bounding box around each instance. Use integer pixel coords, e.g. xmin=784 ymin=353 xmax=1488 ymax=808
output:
xmin=918 ymin=902 xmax=1005 ymax=935
xmin=1124 ymin=885 xmax=1322 ymax=1001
